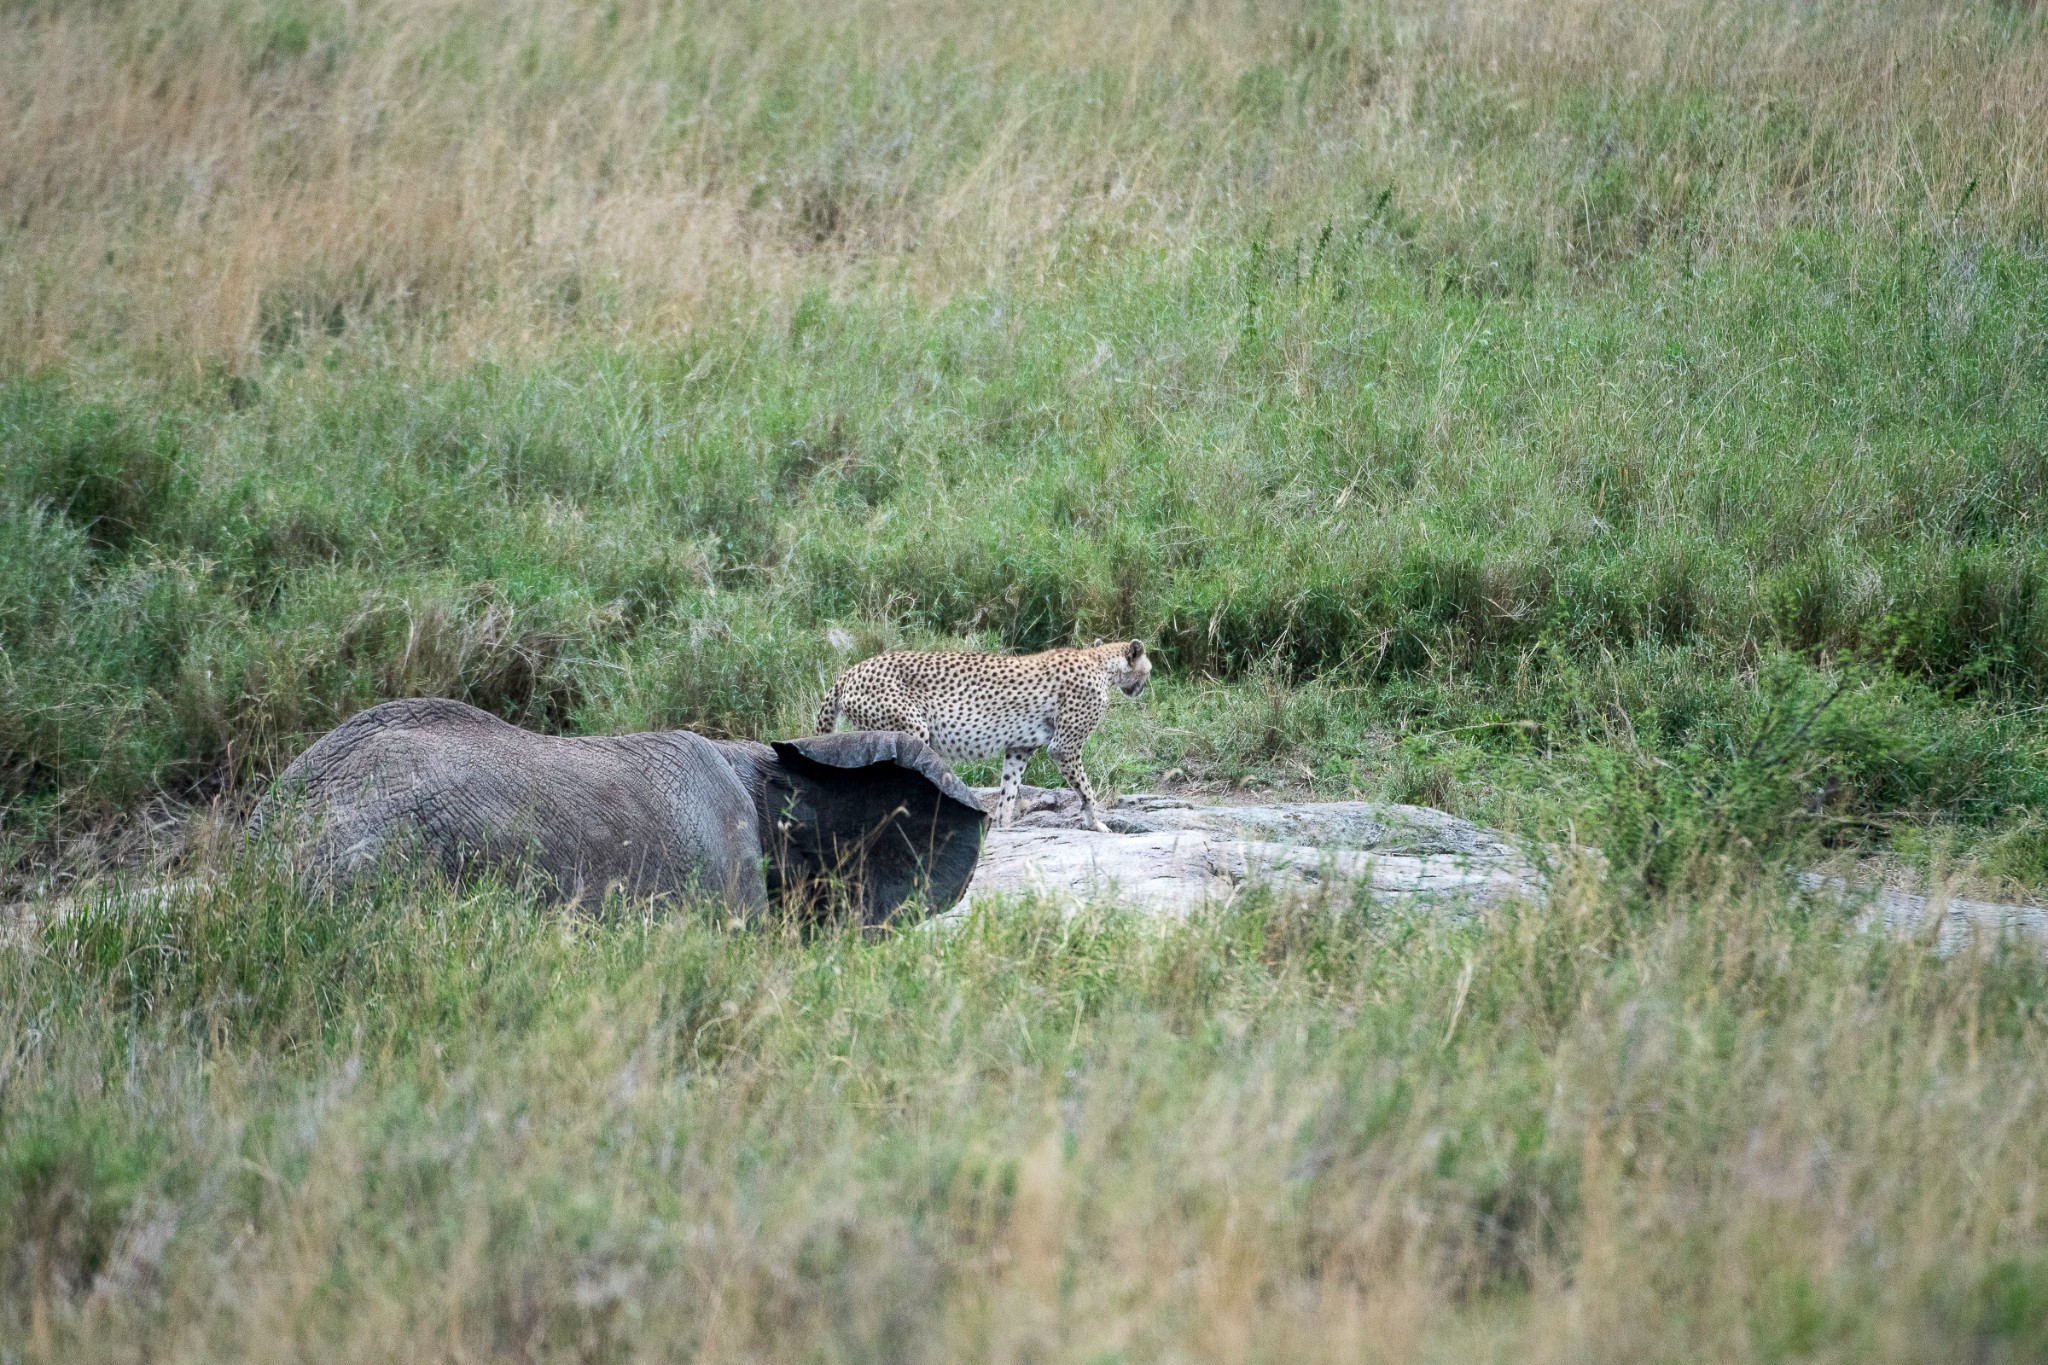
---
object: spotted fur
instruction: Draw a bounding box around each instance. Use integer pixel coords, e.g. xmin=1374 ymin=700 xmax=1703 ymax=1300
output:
xmin=816 ymin=641 xmax=1152 ymax=832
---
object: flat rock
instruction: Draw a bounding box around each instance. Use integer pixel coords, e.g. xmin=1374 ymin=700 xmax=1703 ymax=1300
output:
xmin=1795 ymin=873 xmax=2048 ymax=955
xmin=960 ymin=790 xmax=2048 ymax=950
xmin=958 ymin=788 xmax=1544 ymax=916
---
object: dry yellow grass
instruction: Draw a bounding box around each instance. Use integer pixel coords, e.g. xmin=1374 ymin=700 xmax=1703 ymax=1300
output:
xmin=5 ymin=0 xmax=2044 ymax=371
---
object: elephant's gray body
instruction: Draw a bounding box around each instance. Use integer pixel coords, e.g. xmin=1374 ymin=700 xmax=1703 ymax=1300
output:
xmin=247 ymin=698 xmax=985 ymax=922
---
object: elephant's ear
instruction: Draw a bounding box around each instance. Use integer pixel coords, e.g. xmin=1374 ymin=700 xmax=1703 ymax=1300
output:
xmin=767 ymin=732 xmax=987 ymax=923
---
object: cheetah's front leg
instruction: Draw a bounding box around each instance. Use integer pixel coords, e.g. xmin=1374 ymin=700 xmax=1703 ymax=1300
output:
xmin=995 ymin=746 xmax=1033 ymax=829
xmin=1049 ymin=740 xmax=1110 ymax=833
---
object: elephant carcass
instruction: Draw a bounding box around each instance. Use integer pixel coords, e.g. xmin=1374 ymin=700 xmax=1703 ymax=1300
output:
xmin=710 ymin=730 xmax=987 ymax=921
xmin=246 ymin=698 xmax=986 ymax=922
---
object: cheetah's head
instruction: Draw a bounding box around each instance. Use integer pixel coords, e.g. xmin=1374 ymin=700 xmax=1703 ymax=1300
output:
xmin=1109 ymin=639 xmax=1151 ymax=697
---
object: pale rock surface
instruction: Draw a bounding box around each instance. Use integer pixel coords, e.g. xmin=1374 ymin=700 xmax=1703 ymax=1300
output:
xmin=958 ymin=787 xmax=1546 ymax=915
xmin=1795 ymin=873 xmax=2048 ymax=955
xmin=958 ymin=789 xmax=2048 ymax=957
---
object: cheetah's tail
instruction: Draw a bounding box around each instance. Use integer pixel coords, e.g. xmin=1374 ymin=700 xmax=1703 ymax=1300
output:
xmin=814 ymin=681 xmax=843 ymax=735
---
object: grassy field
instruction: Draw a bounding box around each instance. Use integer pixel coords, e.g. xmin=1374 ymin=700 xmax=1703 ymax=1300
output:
xmin=6 ymin=0 xmax=2048 ymax=1356
xmin=8 ymin=864 xmax=2048 ymax=1362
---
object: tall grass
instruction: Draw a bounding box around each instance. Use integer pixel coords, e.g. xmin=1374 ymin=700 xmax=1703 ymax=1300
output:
xmin=5 ymin=864 xmax=2048 ymax=1361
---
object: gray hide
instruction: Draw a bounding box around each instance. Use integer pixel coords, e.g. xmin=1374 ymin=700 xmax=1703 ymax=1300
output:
xmin=247 ymin=698 xmax=986 ymax=922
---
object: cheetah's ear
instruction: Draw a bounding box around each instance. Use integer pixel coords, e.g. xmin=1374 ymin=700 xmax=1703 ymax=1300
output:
xmin=1126 ymin=640 xmax=1146 ymax=662
xmin=1092 ymin=637 xmax=1104 ymax=648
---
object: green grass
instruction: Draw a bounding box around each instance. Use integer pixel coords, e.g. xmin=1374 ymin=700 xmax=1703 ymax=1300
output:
xmin=7 ymin=2 xmax=2048 ymax=883
xmin=7 ymin=231 xmax=2048 ymax=882
xmin=8 ymin=0 xmax=2048 ymax=1354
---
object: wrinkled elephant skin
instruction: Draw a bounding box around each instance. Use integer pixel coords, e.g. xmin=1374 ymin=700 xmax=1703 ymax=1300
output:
xmin=247 ymin=698 xmax=985 ymax=922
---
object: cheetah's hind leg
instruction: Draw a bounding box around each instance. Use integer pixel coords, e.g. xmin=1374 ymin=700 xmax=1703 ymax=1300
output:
xmin=996 ymin=747 xmax=1033 ymax=829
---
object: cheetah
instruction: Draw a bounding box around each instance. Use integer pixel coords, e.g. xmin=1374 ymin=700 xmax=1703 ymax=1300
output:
xmin=815 ymin=641 xmax=1152 ymax=833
